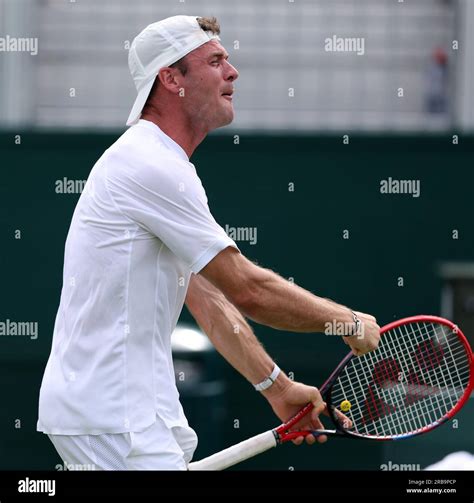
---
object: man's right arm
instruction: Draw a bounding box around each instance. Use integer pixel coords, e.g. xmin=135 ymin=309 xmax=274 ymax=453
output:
xmin=200 ymin=246 xmax=380 ymax=355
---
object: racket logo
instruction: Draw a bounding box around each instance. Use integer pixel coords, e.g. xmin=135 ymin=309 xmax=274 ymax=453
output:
xmin=361 ymin=336 xmax=445 ymax=425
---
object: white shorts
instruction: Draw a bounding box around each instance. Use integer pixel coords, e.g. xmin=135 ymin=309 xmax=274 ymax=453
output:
xmin=48 ymin=414 xmax=198 ymax=470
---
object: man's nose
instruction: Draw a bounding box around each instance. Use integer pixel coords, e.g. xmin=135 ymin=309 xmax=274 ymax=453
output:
xmin=225 ymin=61 xmax=239 ymax=82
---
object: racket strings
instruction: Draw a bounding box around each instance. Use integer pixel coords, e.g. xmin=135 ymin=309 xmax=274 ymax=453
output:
xmin=360 ymin=325 xmax=468 ymax=435
xmin=329 ymin=321 xmax=471 ymax=438
xmin=344 ymin=327 xmax=469 ymax=436
xmin=331 ymin=330 xmax=468 ymax=407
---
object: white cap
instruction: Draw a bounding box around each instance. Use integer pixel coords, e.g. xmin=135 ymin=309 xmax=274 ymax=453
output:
xmin=126 ymin=15 xmax=220 ymax=126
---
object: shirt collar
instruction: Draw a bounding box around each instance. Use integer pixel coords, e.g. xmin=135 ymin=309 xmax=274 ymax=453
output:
xmin=137 ymin=119 xmax=189 ymax=162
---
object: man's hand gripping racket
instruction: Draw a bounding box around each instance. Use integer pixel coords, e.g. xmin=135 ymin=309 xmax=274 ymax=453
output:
xmin=188 ymin=315 xmax=474 ymax=470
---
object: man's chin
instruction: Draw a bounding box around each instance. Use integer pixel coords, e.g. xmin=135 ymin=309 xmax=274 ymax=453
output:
xmin=215 ymin=110 xmax=234 ymax=130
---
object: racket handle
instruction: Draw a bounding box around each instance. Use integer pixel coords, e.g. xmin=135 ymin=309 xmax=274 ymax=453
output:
xmin=188 ymin=430 xmax=277 ymax=471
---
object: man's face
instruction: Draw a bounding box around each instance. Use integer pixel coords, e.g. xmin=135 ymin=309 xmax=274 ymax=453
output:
xmin=179 ymin=40 xmax=239 ymax=131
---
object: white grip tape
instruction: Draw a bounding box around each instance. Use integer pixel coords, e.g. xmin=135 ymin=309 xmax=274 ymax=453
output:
xmin=188 ymin=430 xmax=277 ymax=471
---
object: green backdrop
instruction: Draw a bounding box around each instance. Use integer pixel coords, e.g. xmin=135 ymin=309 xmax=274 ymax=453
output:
xmin=1 ymin=132 xmax=473 ymax=470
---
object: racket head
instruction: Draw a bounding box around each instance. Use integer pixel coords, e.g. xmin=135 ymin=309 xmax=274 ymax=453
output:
xmin=322 ymin=315 xmax=474 ymax=440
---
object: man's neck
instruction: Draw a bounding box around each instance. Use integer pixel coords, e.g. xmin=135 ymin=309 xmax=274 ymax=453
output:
xmin=141 ymin=107 xmax=208 ymax=159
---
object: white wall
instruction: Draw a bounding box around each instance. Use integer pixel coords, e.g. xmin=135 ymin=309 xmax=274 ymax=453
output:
xmin=0 ymin=0 xmax=462 ymax=131
xmin=455 ymin=0 xmax=474 ymax=131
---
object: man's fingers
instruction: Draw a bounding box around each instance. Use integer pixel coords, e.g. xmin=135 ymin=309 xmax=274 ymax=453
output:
xmin=321 ymin=403 xmax=330 ymax=418
xmin=311 ymin=399 xmax=327 ymax=416
xmin=310 ymin=417 xmax=327 ymax=444
xmin=291 ymin=433 xmax=327 ymax=445
xmin=305 ymin=433 xmax=327 ymax=445
xmin=292 ymin=435 xmax=305 ymax=446
xmin=315 ymin=434 xmax=327 ymax=444
xmin=288 ymin=385 xmax=331 ymax=446
xmin=311 ymin=401 xmax=329 ymax=421
xmin=289 ymin=405 xmax=329 ymax=446
xmin=308 ymin=415 xmax=327 ymax=445
xmin=333 ymin=408 xmax=353 ymax=429
xmin=355 ymin=311 xmax=376 ymax=322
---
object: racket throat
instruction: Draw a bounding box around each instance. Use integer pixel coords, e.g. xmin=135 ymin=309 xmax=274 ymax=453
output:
xmin=311 ymin=429 xmax=341 ymax=437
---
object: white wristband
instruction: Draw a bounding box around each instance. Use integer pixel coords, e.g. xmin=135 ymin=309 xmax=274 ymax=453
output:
xmin=253 ymin=364 xmax=281 ymax=392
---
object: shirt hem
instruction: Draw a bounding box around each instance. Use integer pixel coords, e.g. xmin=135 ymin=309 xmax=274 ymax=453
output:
xmin=37 ymin=414 xmax=157 ymax=436
xmin=190 ymin=237 xmax=239 ymax=274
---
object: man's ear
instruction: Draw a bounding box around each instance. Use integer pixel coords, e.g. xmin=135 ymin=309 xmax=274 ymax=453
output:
xmin=157 ymin=67 xmax=183 ymax=95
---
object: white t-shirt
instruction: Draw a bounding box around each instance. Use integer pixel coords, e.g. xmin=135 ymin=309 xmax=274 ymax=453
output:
xmin=37 ymin=119 xmax=238 ymax=435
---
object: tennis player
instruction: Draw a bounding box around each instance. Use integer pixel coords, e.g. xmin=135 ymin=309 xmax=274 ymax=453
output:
xmin=37 ymin=15 xmax=380 ymax=470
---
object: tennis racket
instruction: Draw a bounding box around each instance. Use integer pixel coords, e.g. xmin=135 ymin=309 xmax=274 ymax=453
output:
xmin=188 ymin=315 xmax=473 ymax=470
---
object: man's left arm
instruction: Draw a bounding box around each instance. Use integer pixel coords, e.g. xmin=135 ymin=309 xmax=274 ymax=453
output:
xmin=185 ymin=274 xmax=328 ymax=445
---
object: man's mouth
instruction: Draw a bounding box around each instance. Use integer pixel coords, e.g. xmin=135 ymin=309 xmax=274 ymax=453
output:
xmin=222 ymin=90 xmax=234 ymax=101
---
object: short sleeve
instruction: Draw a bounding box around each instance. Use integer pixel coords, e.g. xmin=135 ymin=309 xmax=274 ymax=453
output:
xmin=105 ymin=152 xmax=239 ymax=274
